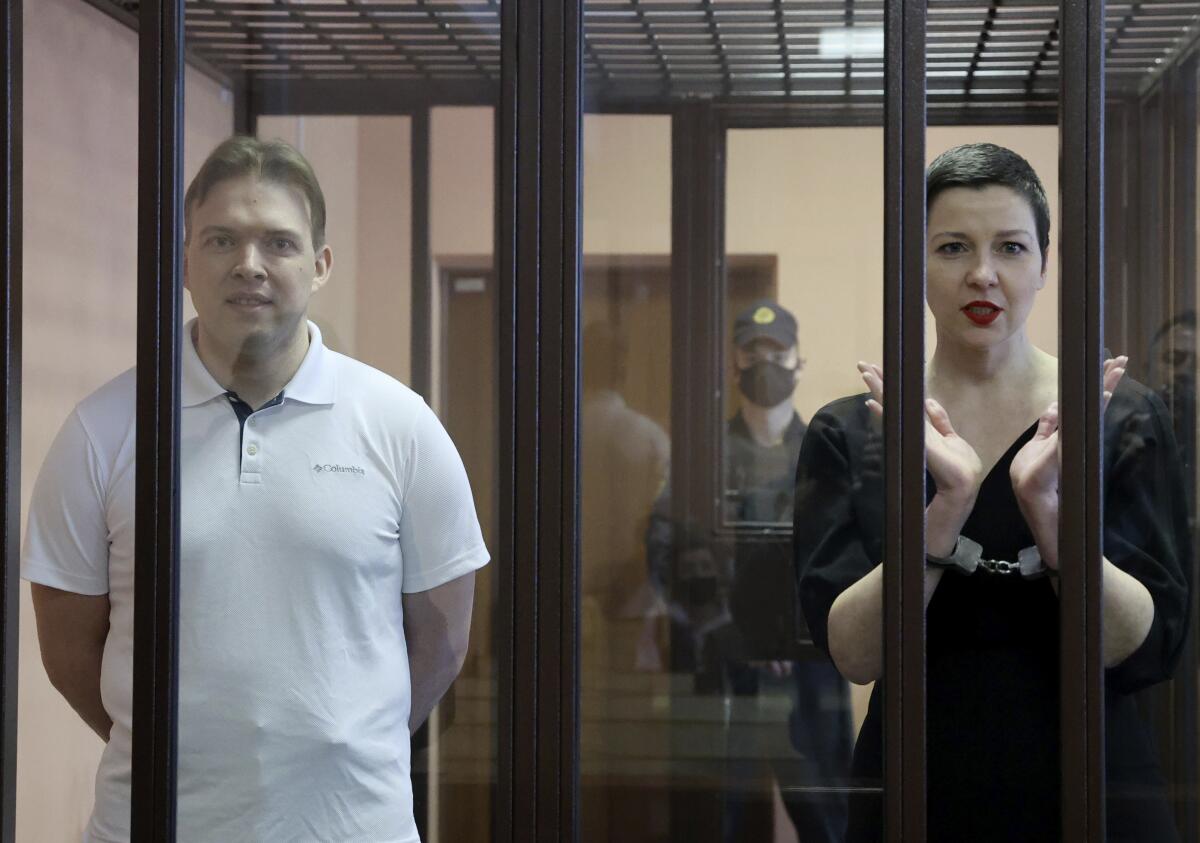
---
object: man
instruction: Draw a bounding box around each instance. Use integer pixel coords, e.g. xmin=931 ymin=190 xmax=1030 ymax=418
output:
xmin=23 ymin=137 xmax=489 ymax=843
xmin=720 ymin=301 xmax=852 ymax=843
xmin=1149 ymin=311 xmax=1197 ymax=494
xmin=580 ymin=321 xmax=670 ymax=671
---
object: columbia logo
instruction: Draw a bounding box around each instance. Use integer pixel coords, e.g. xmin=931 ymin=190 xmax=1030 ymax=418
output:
xmin=312 ymin=463 xmax=365 ymax=476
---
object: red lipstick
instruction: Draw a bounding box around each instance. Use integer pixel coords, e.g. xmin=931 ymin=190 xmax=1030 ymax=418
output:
xmin=962 ymin=300 xmax=1003 ymax=326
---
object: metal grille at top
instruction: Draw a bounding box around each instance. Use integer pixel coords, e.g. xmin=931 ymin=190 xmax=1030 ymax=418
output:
xmin=100 ymin=1 xmax=1200 ymax=108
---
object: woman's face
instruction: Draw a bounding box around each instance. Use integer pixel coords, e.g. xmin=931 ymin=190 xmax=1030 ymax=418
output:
xmin=927 ymin=184 xmax=1046 ymax=352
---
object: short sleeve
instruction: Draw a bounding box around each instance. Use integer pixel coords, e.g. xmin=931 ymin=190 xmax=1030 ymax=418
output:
xmin=22 ymin=410 xmax=111 ymax=595
xmin=398 ymin=403 xmax=490 ymax=594
xmin=1103 ymin=386 xmax=1192 ymax=694
xmin=793 ymin=399 xmax=882 ymax=657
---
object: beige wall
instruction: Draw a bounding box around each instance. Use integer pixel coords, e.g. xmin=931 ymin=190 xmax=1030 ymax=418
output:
xmin=431 ymin=108 xmax=494 ymax=258
xmin=255 ymin=115 xmax=413 ymax=381
xmin=19 ymin=0 xmax=232 ymax=839
xmin=583 ymin=115 xmax=672 ymax=255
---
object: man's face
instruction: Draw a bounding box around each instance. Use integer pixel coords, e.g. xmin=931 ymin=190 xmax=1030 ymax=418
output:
xmin=184 ymin=176 xmax=332 ymax=356
xmin=1153 ymin=325 xmax=1197 ymax=391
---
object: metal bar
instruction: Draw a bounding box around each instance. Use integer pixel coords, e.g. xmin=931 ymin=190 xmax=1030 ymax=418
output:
xmin=672 ymin=103 xmax=727 ymax=838
xmin=410 ymin=108 xmax=433 ymax=401
xmin=1167 ymin=51 xmax=1198 ymax=843
xmin=0 ymin=1 xmax=19 ymax=839
xmin=629 ymin=0 xmax=672 ymax=96
xmin=494 ymin=13 xmax=517 ymax=836
xmin=773 ymin=0 xmax=793 ymax=97
xmin=1134 ymin=91 xmax=1165 ymax=362
xmin=1058 ymin=0 xmax=1107 ymax=838
xmin=844 ymin=0 xmax=854 ymax=99
xmin=499 ymin=0 xmax=540 ymax=838
xmin=882 ymin=0 xmax=927 ymax=838
xmin=666 ymin=103 xmax=723 ymax=843
xmin=1169 ymin=55 xmax=1198 ymax=311
xmin=583 ymin=36 xmax=614 ymax=86
xmin=701 ymin=0 xmax=732 ymax=97
xmin=1103 ymin=100 xmax=1132 ymax=359
xmin=231 ymin=76 xmax=257 ymax=136
xmin=249 ymin=80 xmax=497 ymax=115
xmin=539 ymin=1 xmax=581 ymax=836
xmin=964 ymin=0 xmax=1000 ymax=95
xmin=564 ymin=2 xmax=584 ymax=833
xmin=1104 ymin=0 xmax=1137 ymax=59
xmin=132 ymin=0 xmax=185 ymax=839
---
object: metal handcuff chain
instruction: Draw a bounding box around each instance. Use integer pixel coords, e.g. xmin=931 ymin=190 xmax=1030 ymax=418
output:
xmin=925 ymin=535 xmax=1056 ymax=580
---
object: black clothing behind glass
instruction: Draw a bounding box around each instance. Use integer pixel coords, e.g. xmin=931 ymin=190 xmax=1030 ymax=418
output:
xmin=793 ymin=378 xmax=1191 ymax=842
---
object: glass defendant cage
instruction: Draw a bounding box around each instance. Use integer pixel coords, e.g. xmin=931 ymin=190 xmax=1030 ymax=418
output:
xmin=2 ymin=0 xmax=1200 ymax=841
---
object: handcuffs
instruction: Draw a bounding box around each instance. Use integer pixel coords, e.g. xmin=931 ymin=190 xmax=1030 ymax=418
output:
xmin=926 ymin=535 xmax=1056 ymax=580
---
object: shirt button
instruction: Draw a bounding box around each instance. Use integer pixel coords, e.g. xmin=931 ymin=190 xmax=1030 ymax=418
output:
xmin=246 ymin=444 xmax=258 ymax=456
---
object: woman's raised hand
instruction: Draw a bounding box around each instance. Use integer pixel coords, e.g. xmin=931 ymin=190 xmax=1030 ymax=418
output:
xmin=1009 ymin=355 xmax=1127 ymax=504
xmin=1008 ymin=356 xmax=1127 ymax=569
xmin=858 ymin=362 xmax=983 ymax=502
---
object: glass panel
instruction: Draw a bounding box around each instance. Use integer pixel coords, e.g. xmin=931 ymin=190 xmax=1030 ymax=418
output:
xmin=174 ymin=5 xmax=500 ymax=843
xmin=925 ymin=1 xmax=1065 ymax=835
xmin=1102 ymin=14 xmax=1200 ymax=840
xmin=724 ymin=126 xmax=878 ymax=841
xmin=15 ymin=1 xmax=231 ymax=839
xmin=579 ymin=4 xmax=884 ymax=840
xmin=579 ymin=114 xmax=675 ymax=842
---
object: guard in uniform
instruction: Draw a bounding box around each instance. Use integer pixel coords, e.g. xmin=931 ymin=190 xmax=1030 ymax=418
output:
xmin=676 ymin=300 xmax=855 ymax=842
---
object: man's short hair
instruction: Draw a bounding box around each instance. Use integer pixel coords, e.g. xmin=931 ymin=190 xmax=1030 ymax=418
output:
xmin=926 ymin=142 xmax=1050 ymax=264
xmin=185 ymin=136 xmax=327 ymax=248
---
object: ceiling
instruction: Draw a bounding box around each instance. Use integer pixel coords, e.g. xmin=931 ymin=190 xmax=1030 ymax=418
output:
xmin=93 ymin=1 xmax=1200 ymax=113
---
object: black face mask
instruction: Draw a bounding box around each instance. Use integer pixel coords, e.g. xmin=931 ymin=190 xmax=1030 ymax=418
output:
xmin=738 ymin=361 xmax=797 ymax=407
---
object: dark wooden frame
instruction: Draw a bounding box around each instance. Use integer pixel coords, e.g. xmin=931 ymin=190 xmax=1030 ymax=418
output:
xmin=882 ymin=0 xmax=929 ymax=838
xmin=410 ymin=106 xmax=433 ymax=401
xmin=496 ymin=1 xmax=582 ymax=841
xmin=1059 ymin=0 xmax=1107 ymax=837
xmin=1105 ymin=44 xmax=1200 ymax=843
xmin=0 ymin=1 xmax=18 ymax=840
xmin=132 ymin=0 xmax=185 ymax=838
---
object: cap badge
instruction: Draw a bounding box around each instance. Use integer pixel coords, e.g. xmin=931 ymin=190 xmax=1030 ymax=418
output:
xmin=753 ymin=306 xmax=776 ymax=325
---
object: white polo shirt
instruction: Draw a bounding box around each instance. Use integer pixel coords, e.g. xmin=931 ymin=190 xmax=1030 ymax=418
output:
xmin=23 ymin=320 xmax=489 ymax=843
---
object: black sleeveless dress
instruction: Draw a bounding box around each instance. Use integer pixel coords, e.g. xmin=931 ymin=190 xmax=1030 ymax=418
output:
xmin=793 ymin=378 xmax=1191 ymax=842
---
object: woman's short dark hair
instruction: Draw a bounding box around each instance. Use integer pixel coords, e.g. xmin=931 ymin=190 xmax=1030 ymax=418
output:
xmin=185 ymin=135 xmax=327 ymax=248
xmin=926 ymin=143 xmax=1050 ymax=263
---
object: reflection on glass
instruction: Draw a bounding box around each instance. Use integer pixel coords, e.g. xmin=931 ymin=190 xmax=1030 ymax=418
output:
xmin=1102 ymin=5 xmax=1200 ymax=839
xmin=16 ymin=2 xmax=244 ymax=839
xmin=723 ymin=125 xmax=883 ymax=843
xmin=580 ymin=79 xmax=879 ymax=836
xmin=720 ymin=301 xmax=853 ymax=840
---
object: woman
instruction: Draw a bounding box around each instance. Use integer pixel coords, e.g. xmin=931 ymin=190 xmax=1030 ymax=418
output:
xmin=794 ymin=143 xmax=1190 ymax=841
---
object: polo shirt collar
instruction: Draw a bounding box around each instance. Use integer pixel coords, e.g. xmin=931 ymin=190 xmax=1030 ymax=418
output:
xmin=181 ymin=318 xmax=337 ymax=408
